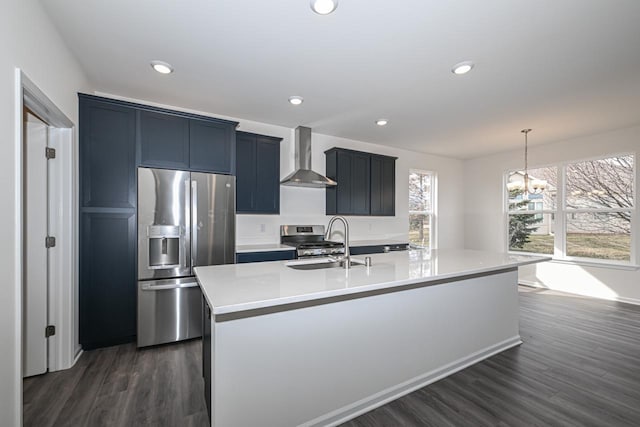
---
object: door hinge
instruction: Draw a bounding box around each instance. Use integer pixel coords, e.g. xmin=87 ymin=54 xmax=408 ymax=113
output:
xmin=45 ymin=325 xmax=55 ymax=338
xmin=45 ymin=147 xmax=56 ymax=159
xmin=45 ymin=236 xmax=56 ymax=248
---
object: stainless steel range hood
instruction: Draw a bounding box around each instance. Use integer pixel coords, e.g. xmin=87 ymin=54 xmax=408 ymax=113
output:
xmin=280 ymin=126 xmax=337 ymax=188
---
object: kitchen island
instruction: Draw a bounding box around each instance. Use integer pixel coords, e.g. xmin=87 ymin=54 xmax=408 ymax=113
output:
xmin=195 ymin=249 xmax=549 ymax=427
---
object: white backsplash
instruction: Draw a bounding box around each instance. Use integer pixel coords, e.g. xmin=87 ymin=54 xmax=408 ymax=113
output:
xmin=236 ymin=210 xmax=408 ymax=246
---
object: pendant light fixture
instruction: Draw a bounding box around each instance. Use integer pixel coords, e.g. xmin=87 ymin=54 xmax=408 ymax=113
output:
xmin=518 ymin=129 xmax=547 ymax=195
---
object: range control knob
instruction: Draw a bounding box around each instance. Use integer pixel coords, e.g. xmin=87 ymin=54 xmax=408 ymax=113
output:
xmin=302 ymin=250 xmax=312 ymax=256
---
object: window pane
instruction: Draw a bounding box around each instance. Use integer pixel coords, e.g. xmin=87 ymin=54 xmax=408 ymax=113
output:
xmin=507 ymin=167 xmax=557 ymax=211
xmin=566 ymin=155 xmax=634 ymax=210
xmin=409 ymin=172 xmax=432 ymax=212
xmin=409 ymin=213 xmax=430 ymax=248
xmin=566 ymin=212 xmax=631 ymax=260
xmin=508 ymin=213 xmax=554 ymax=254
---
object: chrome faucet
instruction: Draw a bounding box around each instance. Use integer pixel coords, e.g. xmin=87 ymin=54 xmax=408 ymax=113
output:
xmin=326 ymin=216 xmax=352 ymax=269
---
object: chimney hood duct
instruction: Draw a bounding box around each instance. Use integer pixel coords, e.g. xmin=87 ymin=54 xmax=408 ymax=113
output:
xmin=280 ymin=126 xmax=337 ymax=188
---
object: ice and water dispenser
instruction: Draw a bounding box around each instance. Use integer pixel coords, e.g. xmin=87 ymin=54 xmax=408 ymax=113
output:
xmin=147 ymin=225 xmax=181 ymax=269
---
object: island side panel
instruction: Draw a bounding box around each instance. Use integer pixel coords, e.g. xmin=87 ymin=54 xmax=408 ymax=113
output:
xmin=210 ymin=269 xmax=520 ymax=427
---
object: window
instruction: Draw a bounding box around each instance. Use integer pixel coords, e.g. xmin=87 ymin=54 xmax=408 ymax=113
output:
xmin=409 ymin=170 xmax=435 ymax=248
xmin=507 ymin=166 xmax=557 ymax=255
xmin=505 ymin=154 xmax=635 ymax=263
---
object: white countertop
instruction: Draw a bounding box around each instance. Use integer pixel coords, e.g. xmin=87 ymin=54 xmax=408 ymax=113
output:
xmin=195 ymin=249 xmax=550 ymax=316
xmin=235 ymin=243 xmax=295 ymax=253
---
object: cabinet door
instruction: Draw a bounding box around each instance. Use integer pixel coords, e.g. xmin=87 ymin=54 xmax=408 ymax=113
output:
xmin=254 ymin=137 xmax=280 ymax=213
xmin=79 ymin=211 xmax=136 ymax=350
xmin=350 ymin=151 xmax=371 ymax=215
xmin=370 ymin=155 xmax=395 ymax=216
xmin=190 ymin=119 xmax=234 ymax=174
xmin=336 ymin=150 xmax=354 ymax=214
xmin=80 ymin=98 xmax=136 ymax=209
xmin=138 ymin=110 xmax=189 ymax=169
xmin=235 ymin=134 xmax=256 ymax=212
xmin=236 ymin=250 xmax=295 ymax=263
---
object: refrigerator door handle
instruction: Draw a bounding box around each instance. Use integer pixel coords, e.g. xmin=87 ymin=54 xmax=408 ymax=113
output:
xmin=184 ymin=178 xmax=190 ymax=271
xmin=140 ymin=282 xmax=199 ymax=291
xmin=191 ymin=179 xmax=198 ymax=268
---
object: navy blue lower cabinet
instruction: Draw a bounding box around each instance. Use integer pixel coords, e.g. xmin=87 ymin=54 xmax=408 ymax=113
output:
xmin=350 ymin=244 xmax=409 ymax=255
xmin=236 ymin=250 xmax=296 ymax=263
xmin=79 ymin=211 xmax=137 ymax=350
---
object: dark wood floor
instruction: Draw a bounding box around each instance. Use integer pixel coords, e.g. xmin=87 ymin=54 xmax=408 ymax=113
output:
xmin=23 ymin=338 xmax=208 ymax=427
xmin=24 ymin=287 xmax=640 ymax=427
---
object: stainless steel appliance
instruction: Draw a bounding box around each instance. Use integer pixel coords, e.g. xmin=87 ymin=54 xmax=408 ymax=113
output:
xmin=280 ymin=126 xmax=337 ymax=188
xmin=280 ymin=225 xmax=345 ymax=258
xmin=137 ymin=167 xmax=235 ymax=347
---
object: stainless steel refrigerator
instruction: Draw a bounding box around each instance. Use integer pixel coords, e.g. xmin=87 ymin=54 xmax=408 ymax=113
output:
xmin=137 ymin=167 xmax=235 ymax=347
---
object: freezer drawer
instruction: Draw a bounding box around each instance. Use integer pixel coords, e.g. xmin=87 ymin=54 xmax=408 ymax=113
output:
xmin=137 ymin=278 xmax=202 ymax=347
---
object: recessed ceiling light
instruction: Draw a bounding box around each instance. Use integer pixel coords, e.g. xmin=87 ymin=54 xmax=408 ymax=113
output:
xmin=288 ymin=96 xmax=304 ymax=105
xmin=451 ymin=61 xmax=474 ymax=75
xmin=310 ymin=0 xmax=338 ymax=15
xmin=375 ymin=119 xmax=388 ymax=126
xmin=150 ymin=60 xmax=174 ymax=74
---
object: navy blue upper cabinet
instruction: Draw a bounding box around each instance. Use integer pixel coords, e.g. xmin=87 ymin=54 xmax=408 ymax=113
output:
xmin=326 ymin=148 xmax=396 ymax=216
xmin=370 ymin=154 xmax=396 ymax=216
xmin=79 ymin=97 xmax=136 ymax=209
xmin=189 ymin=119 xmax=236 ymax=174
xmin=138 ymin=110 xmax=190 ymax=169
xmin=138 ymin=112 xmax=237 ymax=173
xmin=236 ymin=131 xmax=281 ymax=214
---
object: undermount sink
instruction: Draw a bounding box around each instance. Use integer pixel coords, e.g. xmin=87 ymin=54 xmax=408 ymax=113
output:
xmin=287 ymin=260 xmax=342 ymax=270
xmin=285 ymin=257 xmax=367 ymax=270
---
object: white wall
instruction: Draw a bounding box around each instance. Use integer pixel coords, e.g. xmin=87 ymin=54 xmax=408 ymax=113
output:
xmin=464 ymin=124 xmax=640 ymax=304
xmin=0 ymin=0 xmax=89 ymax=424
xmin=98 ymin=93 xmax=466 ymax=249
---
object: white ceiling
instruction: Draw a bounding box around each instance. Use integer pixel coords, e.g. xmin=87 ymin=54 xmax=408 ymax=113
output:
xmin=41 ymin=0 xmax=640 ymax=159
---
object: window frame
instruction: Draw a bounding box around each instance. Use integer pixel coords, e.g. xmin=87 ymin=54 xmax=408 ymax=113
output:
xmin=504 ymin=152 xmax=637 ymax=267
xmin=409 ymin=169 xmax=436 ymax=250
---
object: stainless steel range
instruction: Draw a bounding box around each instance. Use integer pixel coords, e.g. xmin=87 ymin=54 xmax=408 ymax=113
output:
xmin=280 ymin=225 xmax=345 ymax=258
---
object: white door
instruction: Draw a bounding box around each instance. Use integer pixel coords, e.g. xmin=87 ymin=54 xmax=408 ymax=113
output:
xmin=23 ymin=109 xmax=49 ymax=377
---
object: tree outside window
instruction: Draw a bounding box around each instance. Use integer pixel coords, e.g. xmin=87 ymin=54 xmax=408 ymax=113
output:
xmin=409 ymin=171 xmax=434 ymax=248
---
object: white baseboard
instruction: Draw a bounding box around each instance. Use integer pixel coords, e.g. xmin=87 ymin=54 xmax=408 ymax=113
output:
xmin=304 ymin=336 xmax=523 ymax=427
xmin=71 ymin=349 xmax=83 ymax=367
xmin=519 ymin=280 xmax=640 ymax=306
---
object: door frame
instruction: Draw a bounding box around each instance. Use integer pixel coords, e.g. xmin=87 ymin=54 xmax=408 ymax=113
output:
xmin=14 ymin=69 xmax=78 ymax=394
